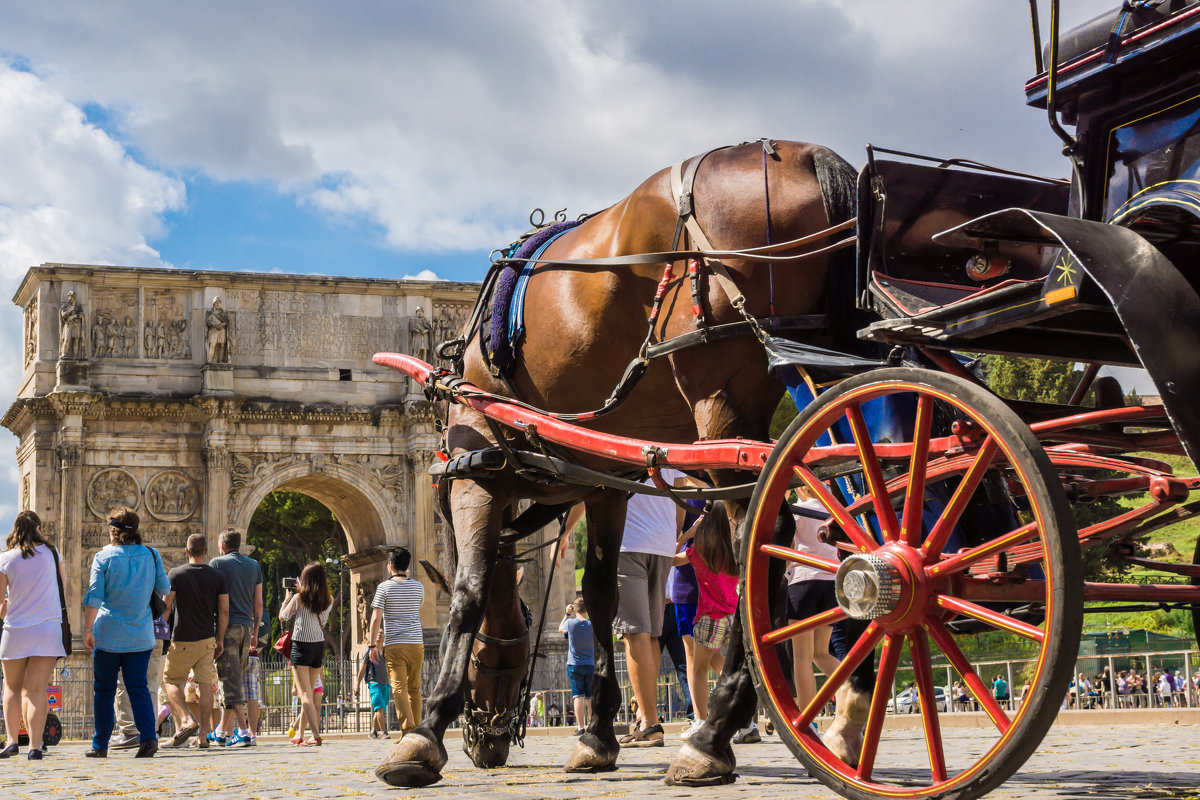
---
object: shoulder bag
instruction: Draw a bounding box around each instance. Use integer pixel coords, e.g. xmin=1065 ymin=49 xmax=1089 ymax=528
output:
xmin=273 ymin=620 xmax=294 ymax=656
xmin=49 ymin=546 xmax=72 ymax=657
xmin=147 ymin=546 xmax=168 ymax=619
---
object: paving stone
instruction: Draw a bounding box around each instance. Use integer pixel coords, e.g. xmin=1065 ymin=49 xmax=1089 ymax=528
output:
xmin=1 ymin=724 xmax=1198 ymax=800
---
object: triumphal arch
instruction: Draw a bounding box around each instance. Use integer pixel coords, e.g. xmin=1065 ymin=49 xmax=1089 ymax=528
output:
xmin=2 ymin=263 xmax=497 ymax=643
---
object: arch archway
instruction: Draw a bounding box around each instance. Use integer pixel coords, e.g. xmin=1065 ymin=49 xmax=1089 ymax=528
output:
xmin=230 ymin=460 xmax=415 ymax=650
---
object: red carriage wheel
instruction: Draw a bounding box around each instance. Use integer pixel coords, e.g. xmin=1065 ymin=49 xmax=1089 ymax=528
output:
xmin=741 ymin=368 xmax=1082 ymax=800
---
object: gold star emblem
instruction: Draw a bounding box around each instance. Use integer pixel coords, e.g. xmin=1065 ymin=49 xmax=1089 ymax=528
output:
xmin=1055 ymin=255 xmax=1077 ymax=286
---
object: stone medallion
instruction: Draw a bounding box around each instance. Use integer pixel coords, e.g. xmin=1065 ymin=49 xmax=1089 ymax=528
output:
xmin=86 ymin=468 xmax=140 ymax=520
xmin=145 ymin=470 xmax=199 ymax=522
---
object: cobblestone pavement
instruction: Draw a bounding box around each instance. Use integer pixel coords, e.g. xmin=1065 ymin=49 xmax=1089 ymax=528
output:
xmin=2 ymin=723 xmax=1198 ymax=800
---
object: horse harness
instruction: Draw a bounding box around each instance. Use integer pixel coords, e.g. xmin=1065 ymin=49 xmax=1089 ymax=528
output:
xmin=434 ymin=141 xmax=858 ymax=426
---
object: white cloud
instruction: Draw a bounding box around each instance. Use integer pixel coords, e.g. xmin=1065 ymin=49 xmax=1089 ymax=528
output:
xmin=0 ymin=1 xmax=1120 ymax=255
xmin=401 ymin=269 xmax=440 ymax=282
xmin=0 ymin=62 xmax=186 ymax=512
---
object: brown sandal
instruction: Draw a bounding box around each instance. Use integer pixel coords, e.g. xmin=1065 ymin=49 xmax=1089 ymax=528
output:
xmin=620 ymin=722 xmax=664 ymax=747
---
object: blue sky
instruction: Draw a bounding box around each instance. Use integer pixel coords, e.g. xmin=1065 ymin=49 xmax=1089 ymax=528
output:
xmin=0 ymin=0 xmax=1131 ymax=520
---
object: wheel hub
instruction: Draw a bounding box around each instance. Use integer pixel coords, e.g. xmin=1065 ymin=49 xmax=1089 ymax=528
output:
xmin=835 ymin=553 xmax=902 ymax=619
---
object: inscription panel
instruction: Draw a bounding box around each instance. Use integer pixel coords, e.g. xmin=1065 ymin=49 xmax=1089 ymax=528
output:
xmin=224 ymin=289 xmax=401 ymax=363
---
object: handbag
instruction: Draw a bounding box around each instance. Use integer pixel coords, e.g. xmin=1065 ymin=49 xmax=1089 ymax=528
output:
xmin=147 ymin=546 xmax=167 ymax=619
xmin=49 ymin=546 xmax=72 ymax=657
xmin=273 ymin=627 xmax=293 ymax=655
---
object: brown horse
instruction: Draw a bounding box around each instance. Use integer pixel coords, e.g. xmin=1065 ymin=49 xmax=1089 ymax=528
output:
xmin=375 ymin=139 xmax=859 ymax=787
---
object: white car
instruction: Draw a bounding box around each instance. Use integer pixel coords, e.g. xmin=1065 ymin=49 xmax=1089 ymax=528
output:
xmin=888 ymin=686 xmax=949 ymax=713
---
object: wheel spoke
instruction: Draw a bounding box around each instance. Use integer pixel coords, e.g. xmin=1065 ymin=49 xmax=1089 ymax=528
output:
xmin=902 ymin=394 xmax=934 ymax=546
xmin=935 ymin=595 xmax=1045 ymax=642
xmin=846 ymin=403 xmax=901 ymax=542
xmin=926 ymin=521 xmax=1039 ymax=578
xmin=792 ymin=463 xmax=877 ymax=553
xmin=794 ymin=622 xmax=883 ymax=729
xmin=761 ymin=607 xmax=848 ymax=647
xmin=920 ymin=437 xmax=998 ymax=559
xmin=856 ymin=633 xmax=902 ymax=781
xmin=757 ymin=542 xmax=840 ymax=574
xmin=925 ymin=619 xmax=1011 ymax=734
xmin=909 ymin=630 xmax=948 ymax=784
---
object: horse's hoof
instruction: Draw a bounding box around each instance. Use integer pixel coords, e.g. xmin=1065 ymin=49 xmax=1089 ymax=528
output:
xmin=564 ymin=733 xmax=620 ymax=773
xmin=821 ymin=682 xmax=870 ymax=768
xmin=664 ymin=742 xmax=737 ymax=786
xmin=374 ymin=731 xmax=448 ymax=787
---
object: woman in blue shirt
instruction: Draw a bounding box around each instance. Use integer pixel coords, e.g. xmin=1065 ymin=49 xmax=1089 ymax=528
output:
xmin=82 ymin=507 xmax=170 ymax=758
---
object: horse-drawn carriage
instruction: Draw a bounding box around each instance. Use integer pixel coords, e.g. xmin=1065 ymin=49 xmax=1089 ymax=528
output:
xmin=373 ymin=2 xmax=1200 ymax=799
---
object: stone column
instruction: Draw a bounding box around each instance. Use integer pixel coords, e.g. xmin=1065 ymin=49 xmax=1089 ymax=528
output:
xmin=56 ymin=439 xmax=84 ymax=628
xmin=202 ymin=402 xmax=231 ymax=552
xmin=409 ymin=447 xmax=440 ymax=630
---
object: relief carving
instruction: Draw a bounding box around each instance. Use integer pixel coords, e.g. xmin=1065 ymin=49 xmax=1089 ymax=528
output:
xmin=229 ymin=452 xmax=305 ymax=509
xmin=145 ymin=470 xmax=199 ymax=522
xmin=83 ymin=522 xmax=198 ymax=550
xmin=21 ymin=474 xmax=29 ymax=511
xmin=86 ymin=468 xmax=140 ymax=519
xmin=24 ymin=297 xmax=37 ymax=365
xmin=332 ymin=453 xmax=406 ymax=508
xmin=91 ymin=309 xmax=138 ymax=359
xmin=59 ymin=291 xmax=85 ymax=360
xmin=432 ymin=301 xmax=471 ymax=364
xmin=143 ymin=290 xmax=191 ymax=360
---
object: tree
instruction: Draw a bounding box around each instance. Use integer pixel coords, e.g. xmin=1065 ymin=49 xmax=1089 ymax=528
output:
xmin=980 ymin=355 xmax=1078 ymax=404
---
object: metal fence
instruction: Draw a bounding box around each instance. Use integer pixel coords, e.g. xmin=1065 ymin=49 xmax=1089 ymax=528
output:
xmin=7 ymin=645 xmax=1196 ymax=741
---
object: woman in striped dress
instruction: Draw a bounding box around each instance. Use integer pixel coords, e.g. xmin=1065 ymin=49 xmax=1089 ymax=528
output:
xmin=280 ymin=562 xmax=333 ymax=746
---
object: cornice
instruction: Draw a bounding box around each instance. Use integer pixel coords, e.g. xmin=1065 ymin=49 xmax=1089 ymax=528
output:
xmin=15 ymin=263 xmax=481 ymax=303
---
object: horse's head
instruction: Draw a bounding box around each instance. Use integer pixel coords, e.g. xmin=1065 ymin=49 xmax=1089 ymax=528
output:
xmin=461 ymin=557 xmax=530 ymax=768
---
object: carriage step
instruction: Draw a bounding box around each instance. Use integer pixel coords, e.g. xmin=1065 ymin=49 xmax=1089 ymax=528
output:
xmin=429 ymin=448 xmax=507 ymax=478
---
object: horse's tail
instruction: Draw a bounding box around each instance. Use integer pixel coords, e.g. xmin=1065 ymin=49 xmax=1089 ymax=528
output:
xmin=811 ymin=146 xmax=862 ymax=353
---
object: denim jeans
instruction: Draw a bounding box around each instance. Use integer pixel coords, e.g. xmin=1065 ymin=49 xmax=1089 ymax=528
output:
xmin=93 ymin=648 xmax=155 ymax=750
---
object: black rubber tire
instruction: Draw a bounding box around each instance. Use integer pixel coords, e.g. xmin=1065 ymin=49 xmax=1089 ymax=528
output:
xmin=740 ymin=367 xmax=1082 ymax=800
xmin=43 ymin=714 xmax=62 ymax=747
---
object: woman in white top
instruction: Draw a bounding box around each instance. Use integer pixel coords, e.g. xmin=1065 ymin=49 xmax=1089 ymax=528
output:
xmin=280 ymin=562 xmax=333 ymax=746
xmin=0 ymin=511 xmax=67 ymax=759
xmin=786 ymin=491 xmax=842 ymax=720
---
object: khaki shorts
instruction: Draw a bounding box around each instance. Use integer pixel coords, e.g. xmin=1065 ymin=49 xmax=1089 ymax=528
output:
xmin=614 ymin=551 xmax=672 ymax=638
xmin=163 ymin=638 xmax=218 ymax=686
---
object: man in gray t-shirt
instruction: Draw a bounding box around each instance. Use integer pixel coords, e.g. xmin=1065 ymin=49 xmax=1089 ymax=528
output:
xmin=208 ymin=528 xmax=263 ymax=746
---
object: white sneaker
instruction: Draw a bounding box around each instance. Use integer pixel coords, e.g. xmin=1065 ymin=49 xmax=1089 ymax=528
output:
xmin=679 ymin=718 xmax=704 ymax=741
xmin=732 ymin=722 xmax=761 ymax=744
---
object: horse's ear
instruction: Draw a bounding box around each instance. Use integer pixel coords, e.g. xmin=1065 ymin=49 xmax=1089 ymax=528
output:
xmin=419 ymin=558 xmax=453 ymax=596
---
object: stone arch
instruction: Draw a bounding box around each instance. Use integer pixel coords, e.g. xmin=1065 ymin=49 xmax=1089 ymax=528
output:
xmin=229 ymin=460 xmax=401 ymax=556
xmin=230 ymin=459 xmax=411 ymax=647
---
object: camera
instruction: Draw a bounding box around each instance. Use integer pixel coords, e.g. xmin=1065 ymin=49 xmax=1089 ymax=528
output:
xmin=282 ymin=577 xmax=299 ymax=590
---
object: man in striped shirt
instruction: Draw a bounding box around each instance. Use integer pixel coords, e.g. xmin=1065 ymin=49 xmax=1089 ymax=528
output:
xmin=368 ymin=548 xmax=425 ymax=732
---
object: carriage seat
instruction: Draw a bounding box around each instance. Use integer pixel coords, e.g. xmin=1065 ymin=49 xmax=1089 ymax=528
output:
xmin=870 ymin=272 xmax=1040 ymax=318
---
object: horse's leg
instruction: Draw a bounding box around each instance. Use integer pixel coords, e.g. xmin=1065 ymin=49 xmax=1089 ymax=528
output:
xmin=820 ymin=620 xmax=873 ymax=766
xmin=376 ymin=479 xmax=502 ymax=787
xmin=565 ymin=492 xmax=624 ymax=773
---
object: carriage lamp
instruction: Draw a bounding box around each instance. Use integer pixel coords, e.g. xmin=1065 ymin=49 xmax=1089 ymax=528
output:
xmin=965 ymin=251 xmax=1010 ymax=281
xmin=835 ymin=553 xmax=902 ymax=620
